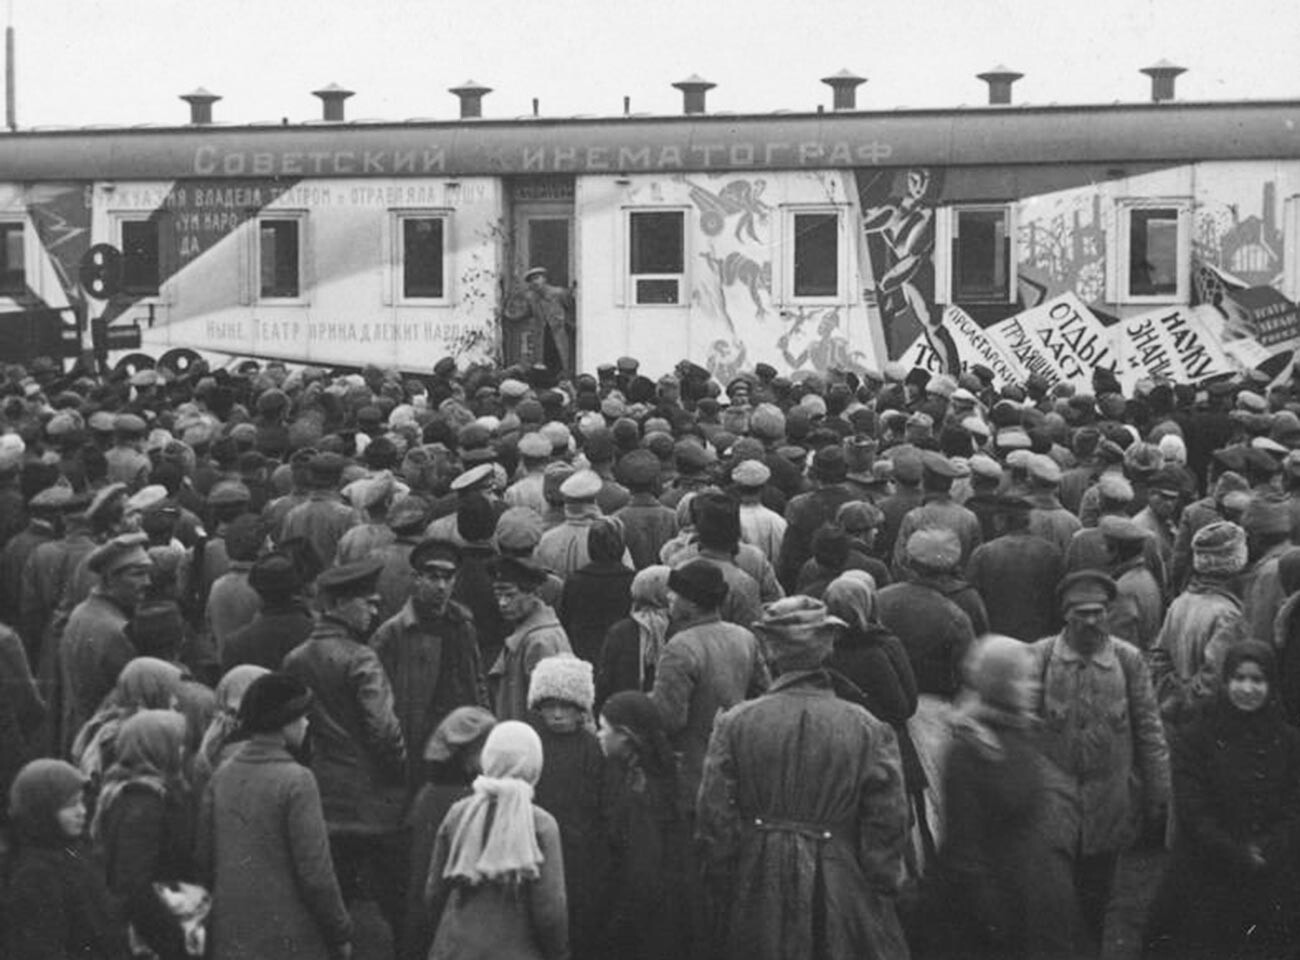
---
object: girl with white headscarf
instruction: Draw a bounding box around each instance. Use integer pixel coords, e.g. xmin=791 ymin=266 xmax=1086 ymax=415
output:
xmin=425 ymin=720 xmax=569 ymax=960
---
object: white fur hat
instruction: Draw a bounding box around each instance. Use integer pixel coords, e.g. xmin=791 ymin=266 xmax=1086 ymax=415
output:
xmin=527 ymin=654 xmax=594 ymax=712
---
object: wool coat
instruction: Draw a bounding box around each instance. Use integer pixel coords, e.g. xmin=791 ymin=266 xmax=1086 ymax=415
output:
xmin=1145 ymin=697 xmax=1300 ymax=957
xmin=558 ymin=561 xmax=635 ymax=664
xmin=696 ymin=669 xmax=910 ymax=960
xmin=197 ymin=737 xmax=353 ymax=960
xmin=488 ymin=603 xmax=572 ymax=722
xmin=219 ymin=599 xmax=315 ymax=673
xmin=965 ymin=531 xmax=1065 ymax=642
xmin=6 ymin=841 xmax=129 ymax=960
xmin=425 ymin=798 xmax=569 ymax=960
xmin=59 ymin=590 xmax=136 ymax=757
xmin=650 ymin=614 xmax=769 ymax=810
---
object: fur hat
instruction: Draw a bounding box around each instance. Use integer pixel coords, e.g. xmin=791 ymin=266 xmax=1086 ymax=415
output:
xmin=1192 ymin=520 xmax=1248 ymax=576
xmin=238 ymin=672 xmax=313 ymax=734
xmin=752 ymin=596 xmax=845 ymax=670
xmin=527 ymin=654 xmax=595 ymax=712
xmin=667 ymin=560 xmax=728 ymax=610
xmin=1242 ymin=495 xmax=1292 ymax=538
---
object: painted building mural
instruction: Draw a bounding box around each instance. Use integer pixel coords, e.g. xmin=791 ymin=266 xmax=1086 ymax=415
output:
xmin=1 ymin=156 xmax=1298 ymax=383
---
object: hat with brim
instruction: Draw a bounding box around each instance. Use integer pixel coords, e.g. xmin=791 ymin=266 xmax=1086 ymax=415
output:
xmin=450 ymin=462 xmax=495 ymax=493
xmin=410 ymin=538 xmax=462 ymax=572
xmin=490 ymin=555 xmax=550 ymax=589
xmin=87 ymin=532 xmax=152 ymax=576
xmin=752 ymin=596 xmax=845 ymax=670
xmin=523 ymin=266 xmax=548 ymax=282
xmin=316 ymin=557 xmax=384 ymax=598
xmin=1057 ymin=570 xmax=1118 ymax=609
xmin=238 ymin=672 xmax=314 ymax=735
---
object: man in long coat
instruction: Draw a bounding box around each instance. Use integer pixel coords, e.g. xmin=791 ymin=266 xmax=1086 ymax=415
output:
xmin=697 ymin=596 xmax=910 ymax=960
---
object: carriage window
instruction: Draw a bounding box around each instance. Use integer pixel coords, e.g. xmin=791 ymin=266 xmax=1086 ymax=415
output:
xmin=0 ymin=222 xmax=24 ymax=296
xmin=791 ymin=211 xmax=841 ymax=299
xmin=1127 ymin=208 xmax=1180 ymax=297
xmin=258 ymin=218 xmax=301 ymax=300
xmin=952 ymin=207 xmax=1012 ymax=302
xmin=1116 ymin=202 xmax=1189 ymax=303
xmin=628 ymin=210 xmax=685 ymax=305
xmin=120 ymin=219 xmax=160 ymax=296
xmin=401 ymin=216 xmax=446 ymax=300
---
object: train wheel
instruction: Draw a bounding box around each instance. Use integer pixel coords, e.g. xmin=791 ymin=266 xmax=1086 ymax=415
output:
xmin=158 ymin=348 xmax=203 ymax=377
xmin=114 ymin=353 xmax=156 ymax=377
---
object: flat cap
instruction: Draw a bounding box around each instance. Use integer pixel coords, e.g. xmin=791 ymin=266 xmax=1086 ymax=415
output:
xmin=518 ymin=432 xmax=552 ymax=459
xmin=209 ymin=480 xmax=252 ymax=506
xmin=968 ymin=453 xmax=1003 ymax=482
xmin=87 ymin=532 xmax=152 ymax=576
xmin=617 ymin=449 xmax=660 ymax=486
xmin=920 ymin=450 xmax=961 ymax=479
xmin=316 ymin=557 xmax=384 ymax=597
xmin=1027 ymin=454 xmax=1062 ymax=484
xmin=450 ymin=463 xmax=495 ymax=492
xmin=906 ymin=528 xmax=961 ymax=571
xmin=560 ymin=469 xmax=602 ymax=500
xmin=1098 ymin=515 xmax=1147 ymax=542
xmin=114 ymin=413 xmax=147 ymax=434
xmin=490 ymin=554 xmax=551 ymax=589
xmin=387 ymin=495 xmax=431 ymax=532
xmin=673 ymin=440 xmax=711 ymax=474
xmin=1057 ymin=570 xmax=1118 ymax=608
xmin=410 ymin=538 xmax=462 ymax=572
xmin=732 ymin=459 xmax=771 ymax=488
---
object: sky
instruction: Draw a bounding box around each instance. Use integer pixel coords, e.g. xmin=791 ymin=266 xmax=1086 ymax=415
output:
xmin=7 ymin=0 xmax=1300 ymax=128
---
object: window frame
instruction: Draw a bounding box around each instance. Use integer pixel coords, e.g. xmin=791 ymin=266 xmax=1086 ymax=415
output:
xmin=934 ymin=203 xmax=1017 ymax=306
xmin=621 ymin=207 xmax=688 ymax=308
xmin=253 ymin=212 xmax=309 ymax=305
xmin=780 ymin=204 xmax=849 ymax=306
xmin=112 ymin=214 xmax=162 ymax=299
xmin=388 ymin=210 xmax=453 ymax=306
xmin=0 ymin=218 xmax=26 ymax=298
xmin=1109 ymin=199 xmax=1192 ymax=305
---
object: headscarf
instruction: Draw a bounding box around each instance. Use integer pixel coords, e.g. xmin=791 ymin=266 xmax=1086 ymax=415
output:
xmin=195 ymin=665 xmax=270 ymax=782
xmin=442 ymin=721 xmax=545 ymax=886
xmin=1218 ymin=640 xmax=1281 ymax=725
xmin=71 ymin=657 xmax=186 ymax=781
xmin=629 ymin=566 xmax=672 ymax=688
xmin=601 ymin=691 xmax=676 ymax=778
xmin=824 ymin=572 xmax=878 ymax=632
xmin=8 ymin=759 xmax=86 ymax=847
xmin=91 ymin=709 xmax=188 ymax=840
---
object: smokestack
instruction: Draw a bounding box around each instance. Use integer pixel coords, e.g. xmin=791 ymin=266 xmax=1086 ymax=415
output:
xmin=312 ymin=83 xmax=353 ymax=121
xmin=180 ymin=88 xmax=221 ymax=125
xmin=1141 ymin=60 xmax=1186 ymax=102
xmin=449 ymin=80 xmax=492 ymax=119
xmin=820 ymin=69 xmax=866 ymax=111
xmin=672 ymin=74 xmax=715 ymax=115
xmin=977 ymin=65 xmax=1024 ymax=105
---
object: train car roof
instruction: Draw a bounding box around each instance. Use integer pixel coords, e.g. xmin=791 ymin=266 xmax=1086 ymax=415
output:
xmin=1 ymin=97 xmax=1298 ymax=180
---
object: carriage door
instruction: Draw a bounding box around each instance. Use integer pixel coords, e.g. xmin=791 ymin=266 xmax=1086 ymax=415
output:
xmin=507 ymin=177 xmax=575 ymax=366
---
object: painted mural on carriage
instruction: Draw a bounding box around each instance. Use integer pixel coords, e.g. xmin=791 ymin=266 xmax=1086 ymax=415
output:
xmin=1 ymin=97 xmax=1298 ymax=379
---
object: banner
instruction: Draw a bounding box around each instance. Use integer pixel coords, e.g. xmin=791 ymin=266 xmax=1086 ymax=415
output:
xmin=900 ymin=304 xmax=1021 ymax=388
xmin=1115 ymin=305 xmax=1235 ymax=391
xmin=986 ymin=292 xmax=1116 ymax=389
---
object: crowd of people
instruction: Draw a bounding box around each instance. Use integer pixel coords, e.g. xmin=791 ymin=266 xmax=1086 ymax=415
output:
xmin=0 ymin=349 xmax=1298 ymax=960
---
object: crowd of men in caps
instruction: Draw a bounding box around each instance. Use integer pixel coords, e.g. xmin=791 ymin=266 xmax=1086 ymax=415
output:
xmin=1 ymin=348 xmax=1299 ymax=960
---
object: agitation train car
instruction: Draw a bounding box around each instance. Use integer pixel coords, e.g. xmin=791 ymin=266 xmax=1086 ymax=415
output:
xmin=1 ymin=67 xmax=1298 ymax=387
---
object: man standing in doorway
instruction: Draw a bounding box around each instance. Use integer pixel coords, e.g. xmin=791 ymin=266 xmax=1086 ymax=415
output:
xmin=503 ymin=266 xmax=574 ymax=375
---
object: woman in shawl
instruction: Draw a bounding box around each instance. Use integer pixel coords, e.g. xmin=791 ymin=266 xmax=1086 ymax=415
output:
xmin=919 ymin=635 xmax=1078 ymax=960
xmin=402 ymin=705 xmax=496 ymax=960
xmin=596 ymin=565 xmax=672 ymax=708
xmin=1144 ymin=640 xmax=1300 ymax=959
xmin=425 ymin=720 xmax=568 ymax=960
xmin=71 ymin=656 xmax=185 ymax=792
xmin=558 ymin=518 xmax=635 ymax=663
xmin=823 ymin=572 xmax=924 ymax=844
xmin=91 ymin=709 xmax=195 ymax=960
xmin=598 ymin=691 xmax=688 ymax=960
xmin=191 ymin=664 xmax=269 ymax=798
xmin=5 ymin=758 xmax=129 ymax=960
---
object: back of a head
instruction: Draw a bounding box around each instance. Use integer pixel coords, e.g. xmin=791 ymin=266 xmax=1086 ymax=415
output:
xmin=693 ymin=491 xmax=741 ymax=552
xmin=586 ymin=517 xmax=626 ymax=566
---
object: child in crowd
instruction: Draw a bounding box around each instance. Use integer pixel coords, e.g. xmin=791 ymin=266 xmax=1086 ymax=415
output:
xmin=527 ymin=654 xmax=613 ymax=960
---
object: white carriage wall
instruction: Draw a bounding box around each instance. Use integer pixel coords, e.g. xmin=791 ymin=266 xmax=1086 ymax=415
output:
xmin=574 ymin=170 xmax=884 ymax=381
xmin=90 ymin=177 xmax=505 ymax=370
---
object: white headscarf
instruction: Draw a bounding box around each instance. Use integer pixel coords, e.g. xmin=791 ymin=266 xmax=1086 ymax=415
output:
xmin=442 ymin=721 xmax=545 ymax=885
